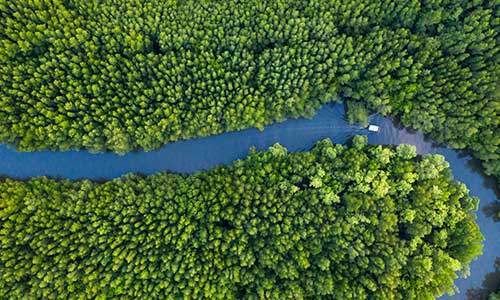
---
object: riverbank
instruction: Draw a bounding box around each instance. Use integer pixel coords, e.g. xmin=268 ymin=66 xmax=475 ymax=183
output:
xmin=0 ymin=103 xmax=498 ymax=299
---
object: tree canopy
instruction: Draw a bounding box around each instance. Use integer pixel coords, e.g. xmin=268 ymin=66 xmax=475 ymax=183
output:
xmin=0 ymin=139 xmax=483 ymax=299
xmin=0 ymin=0 xmax=499 ymax=185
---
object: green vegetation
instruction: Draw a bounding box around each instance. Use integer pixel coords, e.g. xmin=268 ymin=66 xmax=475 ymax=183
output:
xmin=0 ymin=0 xmax=497 ymax=165
xmin=346 ymin=101 xmax=370 ymax=128
xmin=0 ymin=139 xmax=483 ymax=299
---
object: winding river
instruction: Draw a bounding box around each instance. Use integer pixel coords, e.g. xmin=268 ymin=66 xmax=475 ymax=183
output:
xmin=0 ymin=102 xmax=498 ymax=299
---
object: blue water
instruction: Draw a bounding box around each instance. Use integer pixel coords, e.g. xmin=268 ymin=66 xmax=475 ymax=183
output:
xmin=0 ymin=103 xmax=498 ymax=299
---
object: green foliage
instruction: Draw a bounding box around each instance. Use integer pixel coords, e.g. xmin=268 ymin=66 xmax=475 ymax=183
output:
xmin=415 ymin=154 xmax=450 ymax=180
xmin=0 ymin=139 xmax=483 ymax=299
xmin=346 ymin=101 xmax=370 ymax=127
xmin=352 ymin=135 xmax=368 ymax=150
xmin=397 ymin=144 xmax=417 ymax=160
xmin=269 ymin=143 xmax=288 ymax=157
xmin=0 ymin=0 xmax=499 ymax=188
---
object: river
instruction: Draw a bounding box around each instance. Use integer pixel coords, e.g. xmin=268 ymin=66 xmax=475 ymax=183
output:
xmin=0 ymin=102 xmax=498 ymax=299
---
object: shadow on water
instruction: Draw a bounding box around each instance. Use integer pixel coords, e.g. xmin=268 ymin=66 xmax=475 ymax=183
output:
xmin=0 ymin=102 xmax=498 ymax=300
xmin=467 ymin=258 xmax=500 ymax=300
xmin=484 ymin=203 xmax=500 ymax=223
xmin=387 ymin=113 xmax=450 ymax=149
xmin=464 ymin=156 xmax=500 ymax=223
xmin=465 ymin=157 xmax=500 ymax=199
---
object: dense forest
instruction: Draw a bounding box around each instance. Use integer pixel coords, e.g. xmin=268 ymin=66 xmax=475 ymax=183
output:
xmin=0 ymin=139 xmax=483 ymax=299
xmin=0 ymin=0 xmax=498 ymax=185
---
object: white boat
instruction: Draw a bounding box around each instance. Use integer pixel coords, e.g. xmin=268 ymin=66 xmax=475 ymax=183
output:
xmin=368 ymin=125 xmax=380 ymax=132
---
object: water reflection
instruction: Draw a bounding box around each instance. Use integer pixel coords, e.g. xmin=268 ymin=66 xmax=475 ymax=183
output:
xmin=465 ymin=156 xmax=500 ymax=225
xmin=467 ymin=257 xmax=500 ymax=300
xmin=483 ymin=203 xmax=500 ymax=223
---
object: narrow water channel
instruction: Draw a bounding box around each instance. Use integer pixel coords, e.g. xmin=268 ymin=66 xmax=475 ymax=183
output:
xmin=0 ymin=103 xmax=497 ymax=299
